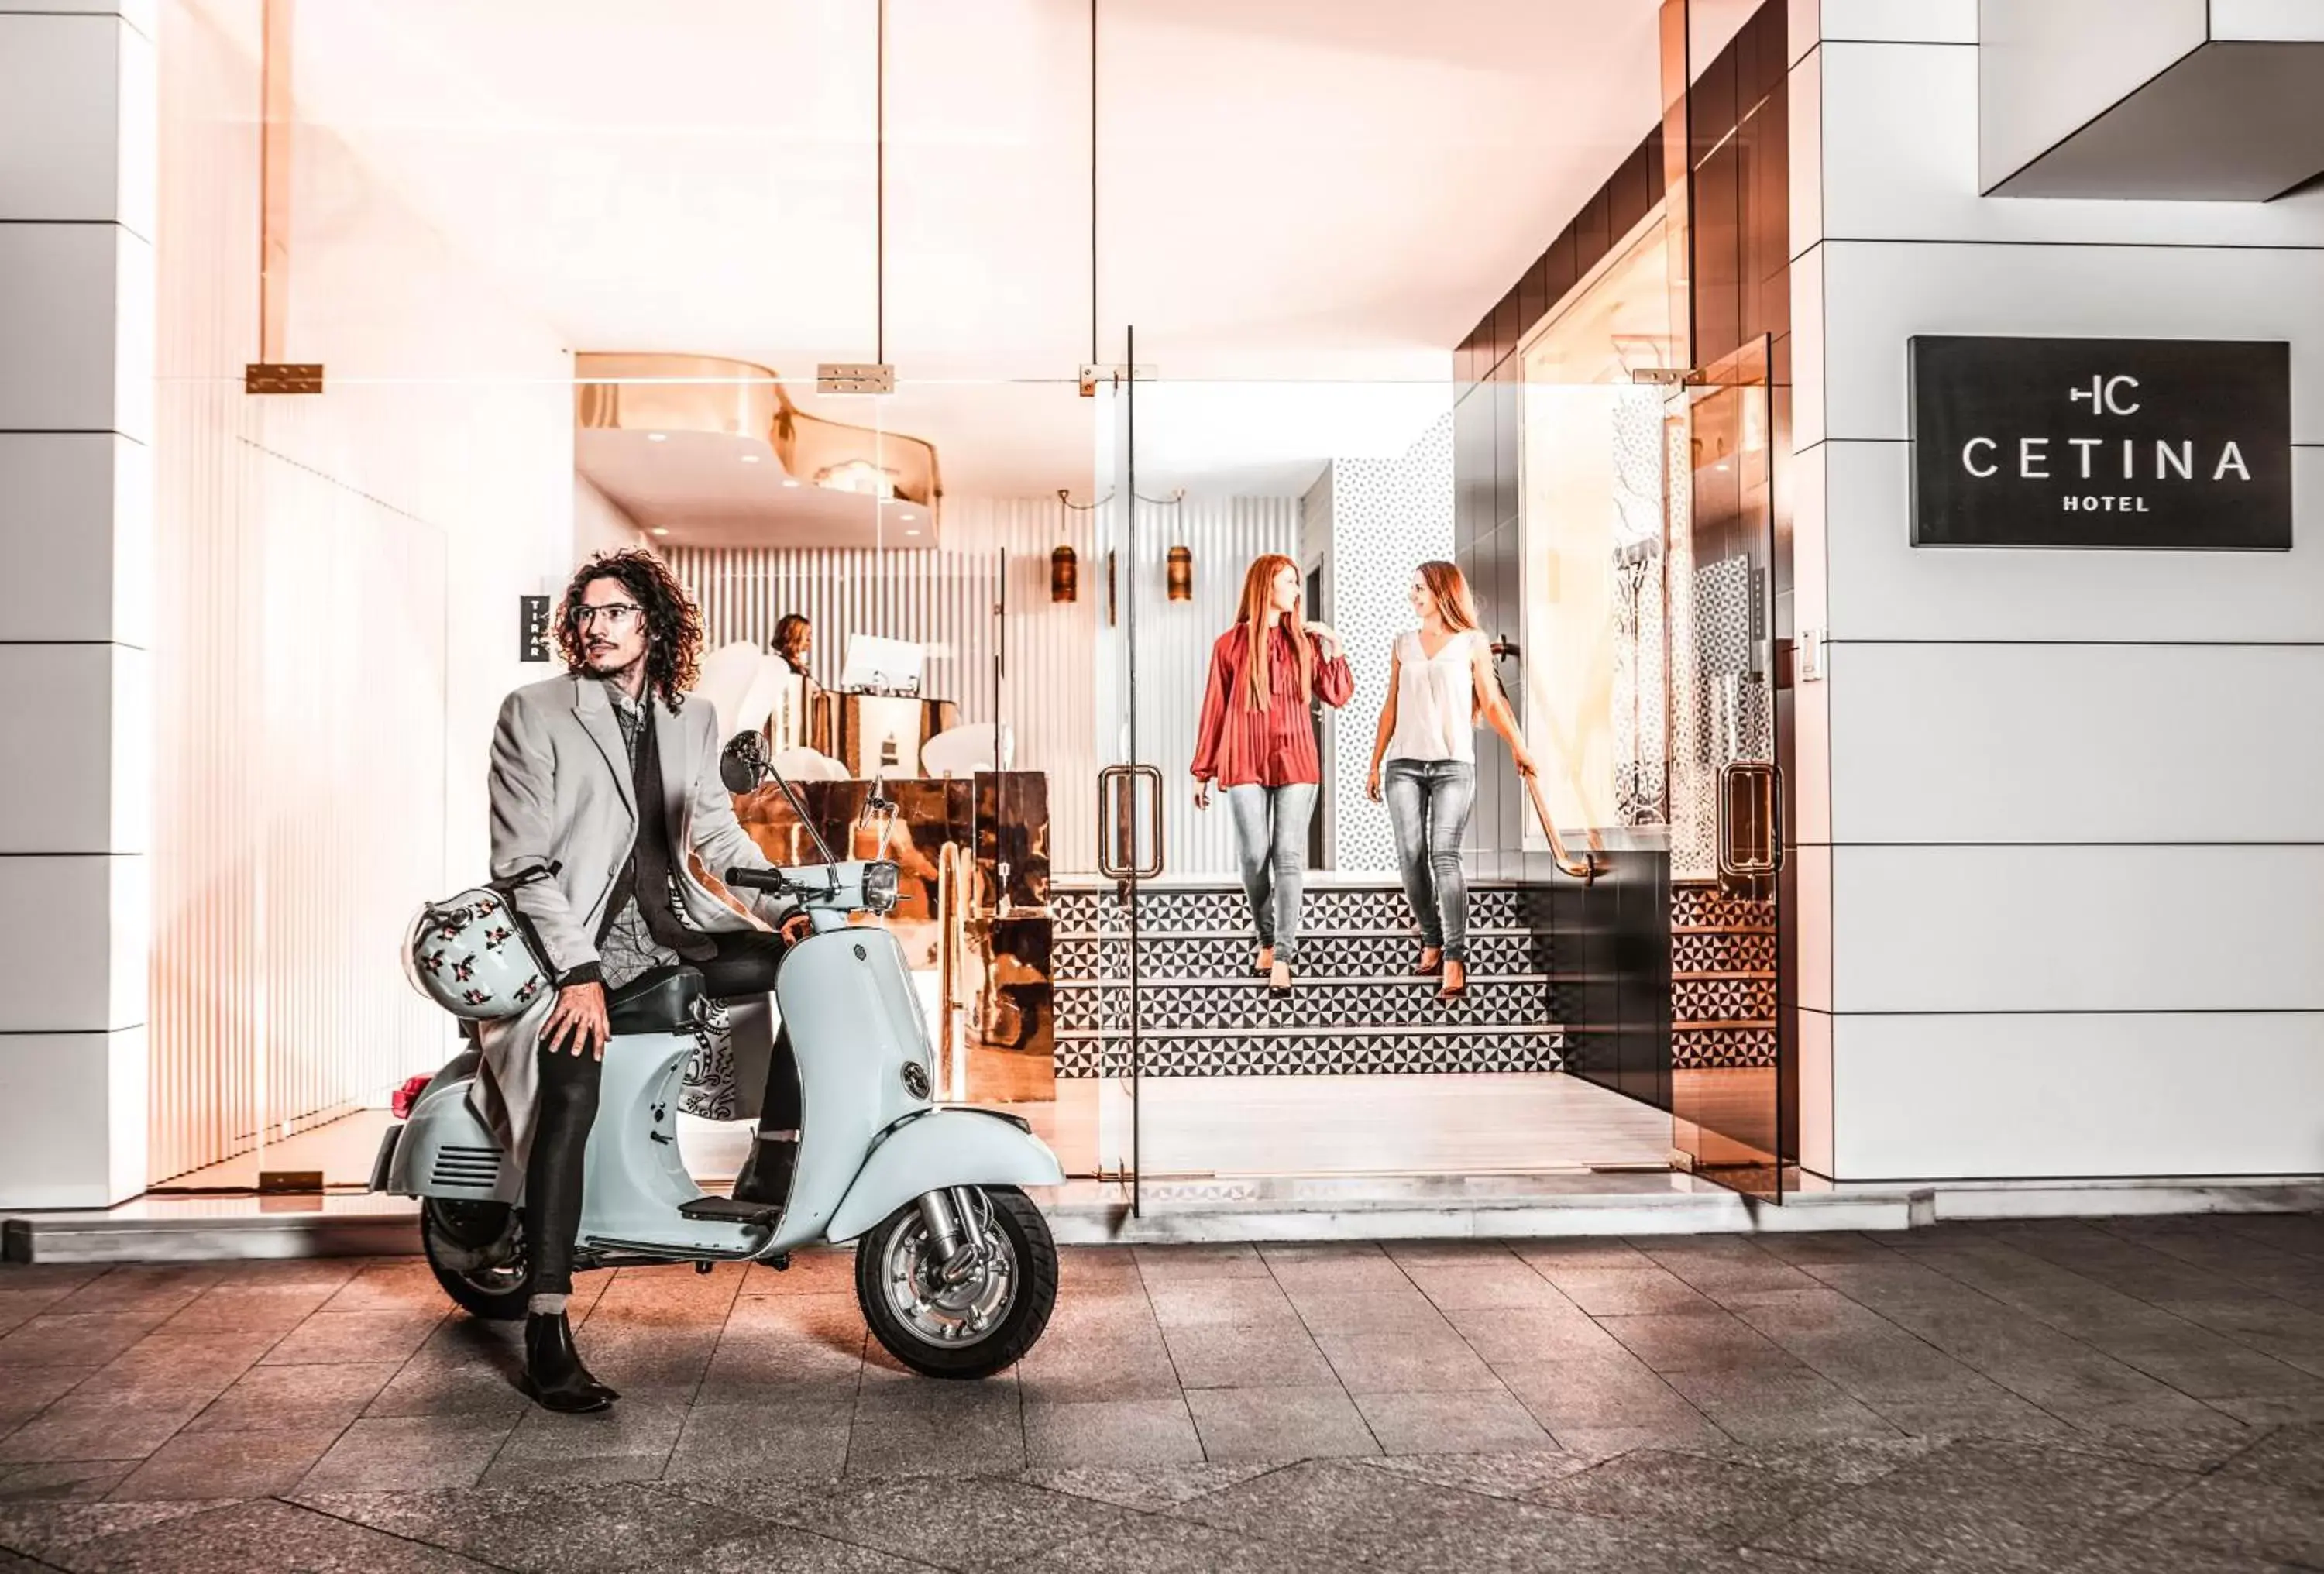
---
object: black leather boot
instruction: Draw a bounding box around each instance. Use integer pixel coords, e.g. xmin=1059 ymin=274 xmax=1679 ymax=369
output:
xmin=519 ymin=1311 xmax=617 ymax=1413
xmin=728 ymin=1129 xmax=799 ymax=1208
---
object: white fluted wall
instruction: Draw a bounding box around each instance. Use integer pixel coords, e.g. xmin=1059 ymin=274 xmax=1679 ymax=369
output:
xmin=669 ymin=494 xmax=1298 ymax=879
xmin=146 ymin=0 xmax=572 ymax=1183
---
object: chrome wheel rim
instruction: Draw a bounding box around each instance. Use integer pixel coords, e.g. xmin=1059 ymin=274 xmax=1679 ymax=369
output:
xmin=878 ymin=1191 xmax=1018 ymax=1349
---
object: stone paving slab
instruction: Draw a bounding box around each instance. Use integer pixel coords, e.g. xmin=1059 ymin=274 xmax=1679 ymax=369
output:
xmin=0 ymin=1219 xmax=2319 ymax=1569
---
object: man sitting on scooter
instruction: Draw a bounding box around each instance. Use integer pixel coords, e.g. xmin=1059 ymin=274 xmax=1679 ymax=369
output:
xmin=480 ymin=548 xmax=807 ymax=1413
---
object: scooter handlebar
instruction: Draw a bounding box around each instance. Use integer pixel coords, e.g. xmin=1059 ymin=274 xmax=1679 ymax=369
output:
xmin=723 ymin=867 xmax=791 ymax=892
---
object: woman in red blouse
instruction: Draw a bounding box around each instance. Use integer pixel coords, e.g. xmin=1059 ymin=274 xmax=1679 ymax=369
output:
xmin=1192 ymin=554 xmax=1355 ymax=995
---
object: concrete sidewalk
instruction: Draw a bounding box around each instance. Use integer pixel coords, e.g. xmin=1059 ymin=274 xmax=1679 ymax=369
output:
xmin=4 ymin=1215 xmax=2322 ymax=1569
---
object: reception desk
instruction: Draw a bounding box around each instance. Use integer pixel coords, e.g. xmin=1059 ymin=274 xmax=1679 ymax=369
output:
xmin=724 ymin=770 xmax=1054 ymax=1101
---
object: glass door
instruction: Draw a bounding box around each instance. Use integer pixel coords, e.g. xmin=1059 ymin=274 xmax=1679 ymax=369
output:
xmin=1085 ymin=347 xmax=1155 ymax=1208
xmin=1665 ymin=334 xmax=1786 ymax=1199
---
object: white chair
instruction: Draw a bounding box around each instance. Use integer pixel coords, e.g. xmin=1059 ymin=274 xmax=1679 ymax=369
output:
xmin=920 ymin=721 xmax=1012 ymax=778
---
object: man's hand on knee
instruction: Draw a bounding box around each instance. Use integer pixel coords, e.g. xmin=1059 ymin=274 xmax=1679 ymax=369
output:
xmin=541 ymin=982 xmax=610 ymax=1060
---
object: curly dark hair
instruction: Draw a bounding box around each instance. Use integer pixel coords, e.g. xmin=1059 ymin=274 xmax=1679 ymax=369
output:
xmin=555 ymin=548 xmax=703 ymax=711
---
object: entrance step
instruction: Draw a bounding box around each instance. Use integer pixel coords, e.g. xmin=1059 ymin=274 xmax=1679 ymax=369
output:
xmin=1053 ymin=882 xmax=1535 ymax=936
xmin=1056 ymin=929 xmax=1548 ymax=980
xmin=1049 ymin=878 xmax=1560 ymax=1077
xmin=12 ymin=1175 xmax=2324 ymax=1262
xmin=1056 ymin=974 xmax=1552 ymax=1035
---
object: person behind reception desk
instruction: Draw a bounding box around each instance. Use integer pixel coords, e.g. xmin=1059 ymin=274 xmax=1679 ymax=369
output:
xmin=764 ymin=613 xmax=830 ymax=758
xmin=772 ymin=613 xmax=813 ymax=679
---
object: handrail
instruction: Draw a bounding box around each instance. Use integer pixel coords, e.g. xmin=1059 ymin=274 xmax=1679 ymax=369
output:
xmin=1520 ymin=770 xmax=1607 ymax=885
xmin=934 ymin=840 xmax=975 ymax=1098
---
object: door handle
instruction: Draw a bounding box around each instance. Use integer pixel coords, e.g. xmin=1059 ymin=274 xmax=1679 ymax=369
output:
xmin=1096 ymin=765 xmax=1166 ymax=881
xmin=1717 ymin=761 xmax=1783 ymax=881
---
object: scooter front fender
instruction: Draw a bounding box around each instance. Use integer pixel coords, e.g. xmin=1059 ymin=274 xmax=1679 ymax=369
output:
xmin=821 ymin=1109 xmax=1065 ymax=1245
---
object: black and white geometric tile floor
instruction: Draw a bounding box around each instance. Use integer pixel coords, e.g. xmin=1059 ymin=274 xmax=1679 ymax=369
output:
xmin=5 ymin=1216 xmax=2324 ymax=1570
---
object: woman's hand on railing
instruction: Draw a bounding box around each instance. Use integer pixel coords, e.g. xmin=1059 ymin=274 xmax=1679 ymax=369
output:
xmin=1512 ymin=745 xmax=1540 ymax=779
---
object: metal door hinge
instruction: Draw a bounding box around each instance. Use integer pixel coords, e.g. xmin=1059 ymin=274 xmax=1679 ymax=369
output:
xmin=1629 ymin=366 xmax=1700 ymax=388
xmin=1078 ymin=363 xmax=1159 ymax=397
xmin=817 ymin=363 xmax=895 ymax=395
xmin=246 ymin=363 xmax=324 ymax=395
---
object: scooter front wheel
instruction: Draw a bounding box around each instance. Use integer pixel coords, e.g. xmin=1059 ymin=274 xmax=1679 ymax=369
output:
xmin=856 ymin=1186 xmax=1057 ymax=1379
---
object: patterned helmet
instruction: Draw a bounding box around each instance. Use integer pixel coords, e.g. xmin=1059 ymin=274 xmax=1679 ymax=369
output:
xmin=402 ymin=888 xmax=551 ymax=1020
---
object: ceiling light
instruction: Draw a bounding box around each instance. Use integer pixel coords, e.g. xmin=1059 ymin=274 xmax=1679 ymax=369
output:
xmin=782 ymin=478 xmax=800 ymax=489
xmin=647 ymin=432 xmax=667 ymax=442
xmin=816 ymin=457 xmax=899 ymax=499
xmin=899 ymin=511 xmax=915 ymax=521
xmin=740 ymin=452 xmax=761 ymax=464
xmin=651 ymin=527 xmax=669 ymax=537
xmin=905 ymin=529 xmax=920 ymax=537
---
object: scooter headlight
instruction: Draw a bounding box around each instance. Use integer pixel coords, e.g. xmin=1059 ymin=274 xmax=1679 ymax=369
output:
xmin=862 ymin=859 xmax=900 ymax=915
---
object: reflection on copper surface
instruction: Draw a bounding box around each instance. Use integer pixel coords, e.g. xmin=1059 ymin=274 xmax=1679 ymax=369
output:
xmin=575 ymin=352 xmax=942 ymax=520
xmin=731 ymin=772 xmax=1055 ymax=1104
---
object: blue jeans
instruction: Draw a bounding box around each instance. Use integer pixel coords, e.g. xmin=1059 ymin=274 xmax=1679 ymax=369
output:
xmin=1225 ymin=782 xmax=1317 ymax=965
xmin=1384 ymin=759 xmax=1476 ymax=961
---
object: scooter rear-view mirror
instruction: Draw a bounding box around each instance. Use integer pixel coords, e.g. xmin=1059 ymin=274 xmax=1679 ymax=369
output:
xmin=723 ymin=730 xmax=842 ymax=869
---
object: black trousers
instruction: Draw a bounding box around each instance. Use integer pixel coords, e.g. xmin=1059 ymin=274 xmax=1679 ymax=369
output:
xmin=527 ymin=929 xmax=793 ymax=1295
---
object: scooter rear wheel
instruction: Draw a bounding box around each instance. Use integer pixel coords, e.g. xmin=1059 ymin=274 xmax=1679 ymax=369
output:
xmin=421 ymin=1198 xmax=531 ymax=1321
xmin=856 ymin=1186 xmax=1057 ymax=1379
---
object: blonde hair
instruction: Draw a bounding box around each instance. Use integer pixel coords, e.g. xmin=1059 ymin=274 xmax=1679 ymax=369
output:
xmin=1233 ymin=553 xmax=1313 ymax=713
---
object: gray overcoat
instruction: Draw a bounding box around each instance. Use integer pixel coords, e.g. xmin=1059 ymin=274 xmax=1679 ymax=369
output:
xmin=475 ymin=672 xmax=789 ymax=1167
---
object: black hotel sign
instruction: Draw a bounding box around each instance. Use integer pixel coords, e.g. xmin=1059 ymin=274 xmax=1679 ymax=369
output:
xmin=1910 ymin=336 xmax=2291 ymax=549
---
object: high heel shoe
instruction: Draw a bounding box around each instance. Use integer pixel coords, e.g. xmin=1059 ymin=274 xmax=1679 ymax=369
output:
xmin=518 ymin=1311 xmax=617 ymax=1414
xmin=1437 ymin=961 xmax=1468 ymax=1002
xmin=1415 ymin=949 xmax=1444 ymax=978
xmin=1267 ymin=962 xmax=1294 ymax=998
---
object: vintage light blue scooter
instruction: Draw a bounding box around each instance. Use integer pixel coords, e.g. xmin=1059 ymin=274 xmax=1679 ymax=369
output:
xmin=375 ymin=734 xmax=1065 ymax=1378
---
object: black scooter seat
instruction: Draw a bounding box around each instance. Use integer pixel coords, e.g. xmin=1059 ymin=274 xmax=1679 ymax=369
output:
xmin=607 ymin=965 xmax=706 ymax=1036
xmin=678 ymin=1194 xmax=782 ymax=1228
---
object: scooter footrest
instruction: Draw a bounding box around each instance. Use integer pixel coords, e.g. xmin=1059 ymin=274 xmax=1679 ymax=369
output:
xmin=677 ymin=1195 xmax=782 ymax=1228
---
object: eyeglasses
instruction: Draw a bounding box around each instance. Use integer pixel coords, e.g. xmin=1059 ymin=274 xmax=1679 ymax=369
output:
xmin=572 ymin=602 xmax=644 ymax=631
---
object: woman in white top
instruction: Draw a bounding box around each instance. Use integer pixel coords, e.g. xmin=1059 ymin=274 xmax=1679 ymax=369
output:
xmin=1365 ymin=562 xmax=1538 ymax=1001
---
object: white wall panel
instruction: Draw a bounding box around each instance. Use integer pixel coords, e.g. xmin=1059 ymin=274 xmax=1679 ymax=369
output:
xmin=1832 ymin=1011 xmax=2324 ymax=1177
xmin=1832 ymin=844 xmax=2324 ymax=1014
xmin=1816 ymin=40 xmax=2324 ymax=248
xmin=1821 ymin=240 xmax=2324 ymax=444
xmin=1824 ymin=441 xmax=2324 ymax=644
xmin=1827 ymin=641 xmax=2324 ymax=845
xmin=0 ymin=434 xmax=150 ymax=645
xmin=0 ymin=0 xmax=155 ymax=26
xmin=0 ymin=225 xmax=148 ymax=438
xmin=0 ymin=643 xmax=148 ymax=854
xmin=0 ymin=1029 xmax=146 ymax=1208
xmin=1793 ymin=0 xmax=1977 ymax=50
xmin=1788 ymin=43 xmax=1824 ymax=255
xmin=0 ymin=15 xmax=132 ymax=221
xmin=0 ymin=855 xmax=146 ymax=1033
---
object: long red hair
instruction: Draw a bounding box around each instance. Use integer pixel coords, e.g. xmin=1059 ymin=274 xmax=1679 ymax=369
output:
xmin=1233 ymin=553 xmax=1313 ymax=713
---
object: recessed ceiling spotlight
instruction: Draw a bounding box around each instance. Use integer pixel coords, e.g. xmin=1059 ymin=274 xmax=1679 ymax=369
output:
xmin=740 ymin=452 xmax=761 ymax=464
xmin=651 ymin=527 xmax=669 ymax=537
xmin=905 ymin=528 xmax=920 ymax=537
xmin=646 ymin=432 xmax=668 ymax=442
xmin=782 ymin=478 xmax=800 ymax=488
xmin=899 ymin=511 xmax=914 ymax=521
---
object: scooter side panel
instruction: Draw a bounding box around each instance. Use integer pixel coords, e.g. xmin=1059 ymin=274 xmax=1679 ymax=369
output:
xmin=387 ymin=1078 xmax=519 ymax=1204
xmin=578 ymin=1030 xmax=761 ymax=1256
xmin=770 ymin=928 xmax=937 ymax=1253
xmin=822 ymin=1109 xmax=1066 ymax=1244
